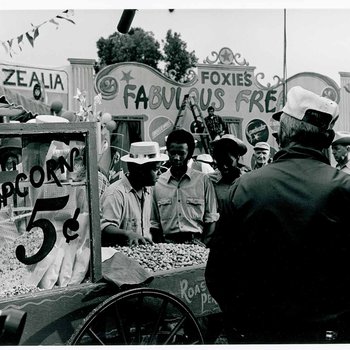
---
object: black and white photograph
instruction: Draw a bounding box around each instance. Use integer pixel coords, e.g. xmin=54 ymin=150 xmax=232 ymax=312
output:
xmin=1 ymin=0 xmax=350 ymax=346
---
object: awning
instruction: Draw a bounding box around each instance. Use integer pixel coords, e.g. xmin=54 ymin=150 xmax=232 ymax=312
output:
xmin=0 ymin=85 xmax=51 ymax=122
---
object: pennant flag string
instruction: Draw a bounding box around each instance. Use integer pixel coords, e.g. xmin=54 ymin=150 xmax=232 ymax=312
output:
xmin=1 ymin=9 xmax=75 ymax=56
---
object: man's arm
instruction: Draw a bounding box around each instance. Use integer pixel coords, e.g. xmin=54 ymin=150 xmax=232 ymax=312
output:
xmin=150 ymin=188 xmax=164 ymax=243
xmin=202 ymin=221 xmax=216 ymax=246
xmin=202 ymin=175 xmax=220 ymax=246
xmin=102 ymin=225 xmax=152 ymax=247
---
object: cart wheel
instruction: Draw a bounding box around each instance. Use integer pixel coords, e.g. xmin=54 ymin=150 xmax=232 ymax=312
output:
xmin=68 ymin=287 xmax=204 ymax=345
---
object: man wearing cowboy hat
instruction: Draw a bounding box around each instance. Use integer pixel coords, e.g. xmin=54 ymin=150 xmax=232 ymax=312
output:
xmin=331 ymin=131 xmax=350 ymax=174
xmin=206 ymin=86 xmax=350 ymax=343
xmin=100 ymin=141 xmax=168 ymax=247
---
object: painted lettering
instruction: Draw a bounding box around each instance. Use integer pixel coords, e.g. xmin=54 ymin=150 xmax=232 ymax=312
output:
xmin=123 ymin=84 xmax=225 ymax=112
xmin=265 ymin=89 xmax=277 ymax=113
xmin=199 ymin=89 xmax=213 ymax=110
xmin=201 ymin=71 xmax=210 ymax=84
xmin=54 ymin=75 xmax=64 ymax=90
xmin=124 ymin=84 xmax=136 ymax=108
xmin=244 ymin=71 xmax=252 ymax=86
xmin=162 ymin=86 xmax=176 ymax=109
xmin=135 ymin=85 xmax=149 ymax=109
xmin=2 ymin=68 xmax=65 ymax=91
xmin=237 ymin=73 xmax=244 ymax=86
xmin=213 ymin=88 xmax=225 ymax=111
xmin=249 ymin=90 xmax=264 ymax=112
xmin=0 ymin=147 xmax=80 ymax=209
xmin=29 ymin=72 xmax=41 ymax=88
xmin=16 ymin=70 xmax=26 ymax=87
xmin=180 ymin=279 xmax=191 ymax=303
xmin=200 ymin=70 xmax=253 ymax=87
xmin=2 ymin=69 xmax=16 ymax=86
xmin=149 ymin=85 xmax=162 ymax=109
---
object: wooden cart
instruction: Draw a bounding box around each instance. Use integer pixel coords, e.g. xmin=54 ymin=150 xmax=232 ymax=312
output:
xmin=0 ymin=122 xmax=221 ymax=345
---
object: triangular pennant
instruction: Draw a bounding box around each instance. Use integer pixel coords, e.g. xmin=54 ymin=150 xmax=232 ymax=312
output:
xmin=49 ymin=18 xmax=60 ymax=28
xmin=33 ymin=27 xmax=39 ymax=40
xmin=56 ymin=15 xmax=75 ymax=25
xmin=25 ymin=32 xmax=34 ymax=47
xmin=17 ymin=34 xmax=23 ymax=44
xmin=2 ymin=42 xmax=9 ymax=54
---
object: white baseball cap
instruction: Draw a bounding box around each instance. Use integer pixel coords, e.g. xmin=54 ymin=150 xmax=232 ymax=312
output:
xmin=253 ymin=142 xmax=270 ymax=152
xmin=272 ymin=86 xmax=339 ymax=130
xmin=121 ymin=141 xmax=169 ymax=164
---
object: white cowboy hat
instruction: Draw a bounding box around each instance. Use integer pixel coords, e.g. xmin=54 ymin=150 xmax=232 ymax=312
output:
xmin=121 ymin=141 xmax=169 ymax=164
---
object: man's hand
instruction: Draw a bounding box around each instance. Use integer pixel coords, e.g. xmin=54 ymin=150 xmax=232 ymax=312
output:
xmin=126 ymin=231 xmax=153 ymax=247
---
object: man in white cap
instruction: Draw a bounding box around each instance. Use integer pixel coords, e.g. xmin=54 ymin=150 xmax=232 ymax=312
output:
xmin=206 ymin=86 xmax=350 ymax=343
xmin=331 ymin=131 xmax=350 ymax=174
xmin=100 ymin=141 xmax=168 ymax=247
xmin=252 ymin=141 xmax=271 ymax=169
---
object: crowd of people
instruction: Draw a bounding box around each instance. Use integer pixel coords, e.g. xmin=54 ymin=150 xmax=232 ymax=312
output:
xmin=99 ymin=85 xmax=350 ymax=344
xmin=2 ymin=85 xmax=350 ymax=343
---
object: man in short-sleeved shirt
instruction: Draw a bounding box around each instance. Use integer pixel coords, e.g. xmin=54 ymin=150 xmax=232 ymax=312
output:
xmin=101 ymin=141 xmax=168 ymax=247
xmin=151 ymin=129 xmax=219 ymax=245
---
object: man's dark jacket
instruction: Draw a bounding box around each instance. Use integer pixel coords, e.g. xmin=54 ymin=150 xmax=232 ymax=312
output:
xmin=206 ymin=145 xmax=350 ymax=332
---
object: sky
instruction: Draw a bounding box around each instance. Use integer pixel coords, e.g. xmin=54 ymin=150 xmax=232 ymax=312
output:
xmin=1 ymin=0 xmax=350 ymax=87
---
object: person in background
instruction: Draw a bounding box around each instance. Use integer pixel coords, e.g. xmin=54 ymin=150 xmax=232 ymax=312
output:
xmin=101 ymin=141 xmax=168 ymax=247
xmin=205 ymin=134 xmax=249 ymax=344
xmin=151 ymin=129 xmax=219 ymax=246
xmin=204 ymin=106 xmax=227 ymax=141
xmin=208 ymin=134 xmax=249 ymax=213
xmin=206 ymin=86 xmax=350 ymax=343
xmin=252 ymin=141 xmax=271 ymax=169
xmin=190 ymin=154 xmax=215 ymax=174
xmin=0 ymin=137 xmax=22 ymax=172
xmin=331 ymin=131 xmax=350 ymax=174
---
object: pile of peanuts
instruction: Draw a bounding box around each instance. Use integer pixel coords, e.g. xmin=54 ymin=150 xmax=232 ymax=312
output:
xmin=0 ymin=229 xmax=43 ymax=298
xmin=113 ymin=243 xmax=209 ymax=272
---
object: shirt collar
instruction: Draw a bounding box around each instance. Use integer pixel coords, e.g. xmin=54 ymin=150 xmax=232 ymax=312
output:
xmin=122 ymin=175 xmax=150 ymax=194
xmin=164 ymin=166 xmax=193 ymax=183
xmin=273 ymin=144 xmax=331 ymax=165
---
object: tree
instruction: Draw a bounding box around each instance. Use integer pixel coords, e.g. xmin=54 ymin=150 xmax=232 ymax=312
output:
xmin=96 ymin=27 xmax=163 ymax=70
xmin=162 ymin=30 xmax=198 ymax=83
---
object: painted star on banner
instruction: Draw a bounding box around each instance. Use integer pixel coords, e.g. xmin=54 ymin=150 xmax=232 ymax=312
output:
xmin=219 ymin=48 xmax=234 ymax=64
xmin=121 ymin=70 xmax=134 ymax=84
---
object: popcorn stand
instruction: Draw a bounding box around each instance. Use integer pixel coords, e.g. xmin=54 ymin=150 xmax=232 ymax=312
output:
xmin=0 ymin=120 xmax=220 ymax=345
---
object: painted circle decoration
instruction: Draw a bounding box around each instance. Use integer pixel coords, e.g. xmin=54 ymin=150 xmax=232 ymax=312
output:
xmin=96 ymin=76 xmax=119 ymax=100
xmin=33 ymin=83 xmax=42 ymax=100
xmin=148 ymin=116 xmax=174 ymax=147
xmin=245 ymin=119 xmax=269 ymax=146
xmin=321 ymin=86 xmax=339 ymax=102
xmin=218 ymin=47 xmax=234 ymax=65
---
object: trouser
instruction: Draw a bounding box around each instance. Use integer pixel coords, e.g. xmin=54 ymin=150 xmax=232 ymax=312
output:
xmin=164 ymin=232 xmax=201 ymax=244
xmin=221 ymin=312 xmax=350 ymax=344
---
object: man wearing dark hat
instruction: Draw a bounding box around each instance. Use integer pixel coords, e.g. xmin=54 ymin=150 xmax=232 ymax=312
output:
xmin=205 ymin=86 xmax=350 ymax=343
xmin=331 ymin=131 xmax=350 ymax=174
xmin=208 ymin=134 xmax=249 ymax=212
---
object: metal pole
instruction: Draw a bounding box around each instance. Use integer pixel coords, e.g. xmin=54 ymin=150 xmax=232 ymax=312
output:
xmin=283 ymin=9 xmax=287 ymax=105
